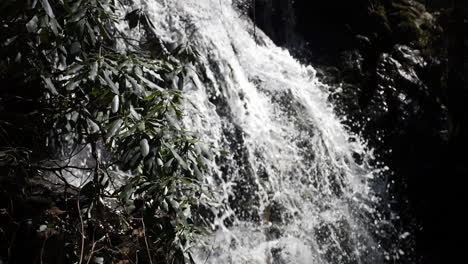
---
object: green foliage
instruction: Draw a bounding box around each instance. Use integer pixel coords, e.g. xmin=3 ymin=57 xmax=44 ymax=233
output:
xmin=388 ymin=2 xmax=424 ymax=44
xmin=366 ymin=0 xmax=439 ymax=48
xmin=0 ymin=0 xmax=209 ymax=263
xmin=368 ymin=2 xmax=392 ymax=37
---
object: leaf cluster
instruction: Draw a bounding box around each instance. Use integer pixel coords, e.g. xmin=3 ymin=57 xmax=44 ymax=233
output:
xmin=0 ymin=1 xmax=209 ymax=263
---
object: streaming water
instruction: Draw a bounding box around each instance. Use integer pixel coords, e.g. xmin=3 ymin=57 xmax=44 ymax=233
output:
xmin=130 ymin=0 xmax=394 ymax=263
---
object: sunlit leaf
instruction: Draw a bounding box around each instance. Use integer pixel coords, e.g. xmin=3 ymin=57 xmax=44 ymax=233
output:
xmin=26 ymin=16 xmax=39 ymax=33
xmin=41 ymin=76 xmax=58 ymax=95
xmin=140 ymin=138 xmax=150 ymax=157
xmin=41 ymin=0 xmax=55 ymax=18
xmin=106 ymin=119 xmax=123 ymax=138
xmin=111 ymin=95 xmax=119 ymax=113
xmin=102 ymin=70 xmax=119 ymax=94
xmin=89 ymin=61 xmax=99 ymax=81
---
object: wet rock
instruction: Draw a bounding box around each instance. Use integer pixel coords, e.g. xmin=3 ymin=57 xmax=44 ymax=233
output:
xmin=340 ymin=49 xmax=365 ymax=82
xmin=355 ymin=35 xmax=372 ymax=49
xmin=251 ymin=1 xmax=460 ymax=262
xmin=393 ymin=45 xmax=426 ymax=67
xmin=265 ymin=224 xmax=283 ymax=241
xmin=263 ymin=200 xmax=289 ymax=224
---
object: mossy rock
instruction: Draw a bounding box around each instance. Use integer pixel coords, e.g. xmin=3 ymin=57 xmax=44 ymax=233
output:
xmin=368 ymin=3 xmax=392 ymax=39
xmin=385 ymin=0 xmax=435 ymax=45
xmin=396 ymin=20 xmax=423 ymax=43
xmin=390 ymin=0 xmax=426 ymax=20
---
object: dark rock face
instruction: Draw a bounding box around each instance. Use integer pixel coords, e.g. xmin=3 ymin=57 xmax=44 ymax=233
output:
xmin=328 ymin=43 xmax=450 ymax=264
xmin=251 ymin=0 xmax=468 ymax=263
xmin=250 ymin=0 xmax=299 ymax=48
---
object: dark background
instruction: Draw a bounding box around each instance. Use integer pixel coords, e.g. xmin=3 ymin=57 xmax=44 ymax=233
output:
xmin=249 ymin=0 xmax=468 ymax=263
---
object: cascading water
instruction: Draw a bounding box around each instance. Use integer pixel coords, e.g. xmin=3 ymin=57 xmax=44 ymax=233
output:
xmin=130 ymin=0 xmax=398 ymax=263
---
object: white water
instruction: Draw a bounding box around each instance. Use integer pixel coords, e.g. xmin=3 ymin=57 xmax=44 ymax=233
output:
xmin=131 ymin=0 xmax=393 ymax=263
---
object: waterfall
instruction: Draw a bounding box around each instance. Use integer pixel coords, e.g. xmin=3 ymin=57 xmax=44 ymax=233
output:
xmin=130 ymin=0 xmax=395 ymax=263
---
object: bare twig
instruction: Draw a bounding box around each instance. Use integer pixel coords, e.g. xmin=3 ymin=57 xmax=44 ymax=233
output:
xmin=77 ymin=197 xmax=85 ymax=264
xmin=132 ymin=217 xmax=153 ymax=264
xmin=36 ymin=165 xmax=94 ymax=171
xmin=141 ymin=218 xmax=154 ymax=264
xmin=85 ymin=229 xmax=97 ymax=264
xmin=40 ymin=236 xmax=48 ymax=264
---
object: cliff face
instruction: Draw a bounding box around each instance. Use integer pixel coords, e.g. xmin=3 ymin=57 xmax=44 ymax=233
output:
xmin=251 ymin=1 xmax=468 ymax=263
